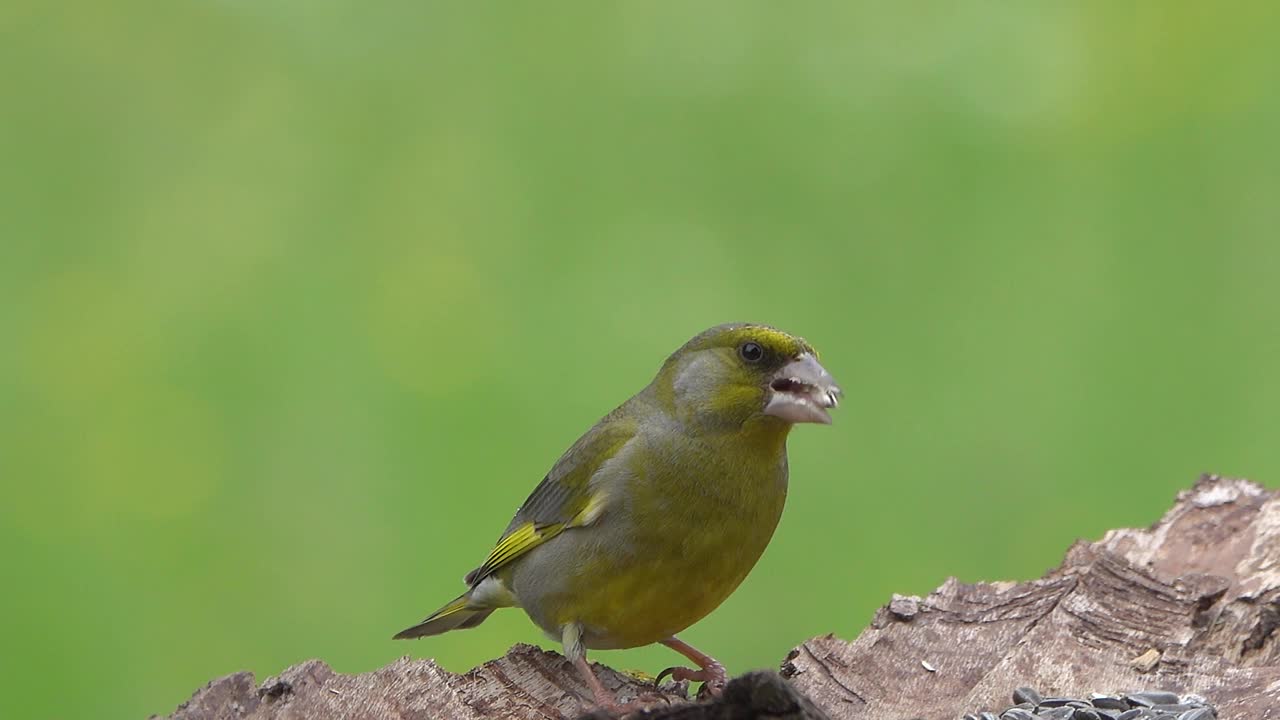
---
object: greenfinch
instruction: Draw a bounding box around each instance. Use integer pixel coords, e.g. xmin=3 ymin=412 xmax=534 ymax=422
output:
xmin=395 ymin=323 xmax=841 ymax=711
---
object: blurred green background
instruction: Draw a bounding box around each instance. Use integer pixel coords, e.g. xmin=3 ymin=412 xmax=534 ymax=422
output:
xmin=3 ymin=2 xmax=1279 ymax=717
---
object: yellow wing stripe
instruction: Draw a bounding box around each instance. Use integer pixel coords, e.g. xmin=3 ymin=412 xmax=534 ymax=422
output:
xmin=425 ymin=593 xmax=470 ymax=623
xmin=476 ymin=521 xmax=564 ymax=579
xmin=471 ymin=490 xmax=611 ymax=583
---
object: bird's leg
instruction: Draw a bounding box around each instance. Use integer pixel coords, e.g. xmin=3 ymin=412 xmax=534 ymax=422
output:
xmin=565 ymin=624 xmax=616 ymax=707
xmin=655 ymin=636 xmax=727 ymax=698
xmin=565 ymin=622 xmax=662 ymax=716
xmin=571 ymin=649 xmax=674 ymax=717
xmin=571 ymin=653 xmax=620 ymax=708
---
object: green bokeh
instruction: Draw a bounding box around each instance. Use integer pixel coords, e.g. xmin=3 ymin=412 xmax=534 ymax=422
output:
xmin=3 ymin=3 xmax=1278 ymax=717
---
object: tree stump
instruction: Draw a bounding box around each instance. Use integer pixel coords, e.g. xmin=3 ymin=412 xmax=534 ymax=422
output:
xmin=164 ymin=475 xmax=1280 ymax=720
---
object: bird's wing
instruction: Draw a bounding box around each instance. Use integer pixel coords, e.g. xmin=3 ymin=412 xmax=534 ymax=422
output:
xmin=464 ymin=411 xmax=637 ymax=586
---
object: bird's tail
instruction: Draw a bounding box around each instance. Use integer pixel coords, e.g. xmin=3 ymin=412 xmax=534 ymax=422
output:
xmin=393 ymin=591 xmax=495 ymax=639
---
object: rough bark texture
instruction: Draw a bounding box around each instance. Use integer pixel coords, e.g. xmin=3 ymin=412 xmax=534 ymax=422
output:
xmin=165 ymin=475 xmax=1280 ymax=720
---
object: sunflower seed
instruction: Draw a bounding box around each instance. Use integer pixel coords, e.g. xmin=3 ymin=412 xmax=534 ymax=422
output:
xmin=1091 ymin=696 xmax=1129 ymax=710
xmin=1127 ymin=692 xmax=1180 ymax=707
xmin=1013 ymin=687 xmax=1044 ymax=705
xmin=964 ymin=686 xmax=1215 ymax=720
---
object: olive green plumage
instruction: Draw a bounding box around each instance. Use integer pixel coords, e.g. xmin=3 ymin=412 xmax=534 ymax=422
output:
xmin=395 ymin=322 xmax=840 ymax=688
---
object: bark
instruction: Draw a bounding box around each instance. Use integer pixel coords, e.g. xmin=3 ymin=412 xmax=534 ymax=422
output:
xmin=164 ymin=474 xmax=1280 ymax=720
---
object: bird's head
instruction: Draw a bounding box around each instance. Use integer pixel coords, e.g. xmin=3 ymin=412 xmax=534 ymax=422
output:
xmin=651 ymin=323 xmax=842 ymax=431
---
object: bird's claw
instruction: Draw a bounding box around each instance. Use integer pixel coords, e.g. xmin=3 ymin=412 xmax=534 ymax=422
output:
xmin=654 ymin=665 xmax=726 ymax=699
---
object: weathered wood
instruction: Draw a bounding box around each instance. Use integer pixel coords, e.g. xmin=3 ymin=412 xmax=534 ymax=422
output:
xmin=163 ymin=645 xmax=691 ymax=720
xmin=164 ymin=475 xmax=1280 ymax=720
xmin=784 ymin=474 xmax=1280 ymax=720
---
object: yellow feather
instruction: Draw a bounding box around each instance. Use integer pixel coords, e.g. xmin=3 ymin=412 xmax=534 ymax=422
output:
xmin=475 ymin=521 xmax=564 ymax=579
xmin=570 ymin=490 xmax=609 ymax=527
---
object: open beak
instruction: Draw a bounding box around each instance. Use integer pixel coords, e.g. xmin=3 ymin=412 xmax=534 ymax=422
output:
xmin=763 ymin=353 xmax=842 ymax=425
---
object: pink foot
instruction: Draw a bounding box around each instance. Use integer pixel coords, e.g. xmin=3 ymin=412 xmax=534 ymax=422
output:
xmin=656 ymin=637 xmax=728 ymax=699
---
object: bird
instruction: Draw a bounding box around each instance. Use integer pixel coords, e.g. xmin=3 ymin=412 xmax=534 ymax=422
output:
xmin=394 ymin=322 xmax=841 ymax=713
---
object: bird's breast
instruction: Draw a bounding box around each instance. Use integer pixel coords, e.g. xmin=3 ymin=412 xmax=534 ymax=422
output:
xmin=551 ymin=438 xmax=790 ymax=648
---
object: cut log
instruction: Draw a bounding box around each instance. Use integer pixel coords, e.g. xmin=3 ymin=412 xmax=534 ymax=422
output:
xmin=164 ymin=474 xmax=1280 ymax=720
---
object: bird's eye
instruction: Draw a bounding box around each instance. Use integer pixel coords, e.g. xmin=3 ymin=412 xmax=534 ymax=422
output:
xmin=739 ymin=341 xmax=764 ymax=363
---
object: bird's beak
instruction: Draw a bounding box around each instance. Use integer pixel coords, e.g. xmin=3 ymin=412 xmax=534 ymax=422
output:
xmin=763 ymin=353 xmax=842 ymax=425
